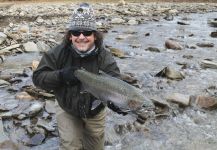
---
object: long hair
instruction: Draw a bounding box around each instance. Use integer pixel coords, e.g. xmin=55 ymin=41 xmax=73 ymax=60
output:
xmin=62 ymin=30 xmax=103 ymax=49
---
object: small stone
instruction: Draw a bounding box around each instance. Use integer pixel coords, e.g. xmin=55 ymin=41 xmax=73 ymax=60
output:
xmin=36 ymin=17 xmax=44 ymax=23
xmin=45 ymin=101 xmax=55 ymax=114
xmin=166 ymin=93 xmax=190 ymax=106
xmin=28 ymin=102 xmax=44 ymax=116
xmin=155 ymin=67 xmax=185 ymax=80
xmin=19 ymin=11 xmax=25 ymax=16
xmin=177 ymin=21 xmax=190 ymax=25
xmin=165 ymin=39 xmax=183 ymax=50
xmin=129 ymin=44 xmax=141 ymax=48
xmin=15 ymin=92 xmax=34 ymax=101
xmin=18 ymin=25 xmax=29 ymax=33
xmin=196 ymin=42 xmax=214 ymax=47
xmin=127 ymin=19 xmax=138 ymax=25
xmin=208 ymin=19 xmax=217 ymax=27
xmin=210 ymin=31 xmax=217 ymax=38
xmin=145 ymin=47 xmax=160 ymax=52
xmin=109 ymin=47 xmax=125 ymax=58
xmin=23 ymin=42 xmax=39 ymax=53
xmin=201 ymin=60 xmax=217 ymax=69
xmin=0 ymin=79 xmax=10 ymax=88
xmin=111 ymin=18 xmax=125 ymax=24
xmin=196 ymin=96 xmax=217 ymax=110
xmin=36 ymin=41 xmax=50 ymax=52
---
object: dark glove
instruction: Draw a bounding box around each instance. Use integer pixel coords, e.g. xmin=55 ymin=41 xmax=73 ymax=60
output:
xmin=107 ymin=101 xmax=128 ymax=116
xmin=59 ymin=67 xmax=79 ymax=85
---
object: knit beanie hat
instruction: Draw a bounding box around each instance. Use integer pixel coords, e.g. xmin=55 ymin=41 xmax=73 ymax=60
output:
xmin=67 ymin=3 xmax=97 ymax=31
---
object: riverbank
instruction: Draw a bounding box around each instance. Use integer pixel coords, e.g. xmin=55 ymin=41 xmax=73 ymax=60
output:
xmin=0 ymin=2 xmax=217 ymax=150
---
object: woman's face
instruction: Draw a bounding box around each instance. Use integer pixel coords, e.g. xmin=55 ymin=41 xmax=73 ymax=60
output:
xmin=70 ymin=30 xmax=96 ymax=52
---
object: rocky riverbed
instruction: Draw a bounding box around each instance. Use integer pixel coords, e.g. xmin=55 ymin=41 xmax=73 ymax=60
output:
xmin=0 ymin=1 xmax=217 ymax=150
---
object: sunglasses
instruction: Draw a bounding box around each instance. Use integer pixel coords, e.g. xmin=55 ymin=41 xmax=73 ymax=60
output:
xmin=71 ymin=30 xmax=94 ymax=37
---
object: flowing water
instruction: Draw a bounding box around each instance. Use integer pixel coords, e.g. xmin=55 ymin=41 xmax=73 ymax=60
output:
xmin=0 ymin=11 xmax=217 ymax=149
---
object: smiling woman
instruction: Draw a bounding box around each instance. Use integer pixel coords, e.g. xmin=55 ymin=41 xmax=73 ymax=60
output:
xmin=32 ymin=2 xmax=121 ymax=150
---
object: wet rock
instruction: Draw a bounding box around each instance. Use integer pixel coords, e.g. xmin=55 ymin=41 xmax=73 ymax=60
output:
xmin=26 ymin=125 xmax=46 ymax=136
xmin=36 ymin=41 xmax=50 ymax=53
xmin=196 ymin=42 xmax=214 ymax=47
xmin=45 ymin=101 xmax=55 ymax=114
xmin=115 ymin=34 xmax=131 ymax=40
xmin=32 ymin=60 xmax=39 ymax=71
xmin=0 ymin=55 xmax=5 ymax=64
xmin=23 ymin=86 xmax=54 ymax=99
xmin=208 ymin=18 xmax=217 ymax=27
xmin=0 ymin=101 xmax=18 ymax=112
xmin=200 ymin=60 xmax=217 ymax=69
xmin=17 ymin=114 xmax=28 ymax=120
xmin=11 ymin=103 xmax=31 ymax=118
xmin=127 ymin=19 xmax=138 ymax=25
xmin=183 ymin=55 xmax=193 ymax=59
xmin=129 ymin=43 xmax=141 ymax=48
xmin=196 ymin=96 xmax=217 ymax=110
xmin=210 ymin=31 xmax=217 ymax=38
xmin=114 ymin=123 xmax=134 ymax=135
xmin=108 ymin=47 xmax=125 ymax=58
xmin=0 ymin=119 xmax=9 ymax=143
xmin=144 ymin=33 xmax=150 ymax=36
xmin=145 ymin=47 xmax=160 ymax=52
xmin=165 ymin=39 xmax=183 ymax=50
xmin=23 ymin=42 xmax=39 ymax=53
xmin=0 ymin=74 xmax=13 ymax=81
xmin=155 ymin=67 xmax=185 ymax=80
xmin=205 ymin=86 xmax=217 ymax=97
xmin=164 ymin=14 xmax=174 ymax=21
xmin=0 ymin=112 xmax=13 ymax=119
xmin=0 ymin=44 xmax=21 ymax=55
xmin=166 ymin=93 xmax=190 ymax=106
xmin=0 ymin=79 xmax=10 ymax=88
xmin=37 ymin=119 xmax=55 ymax=132
xmin=15 ymin=92 xmax=34 ymax=101
xmin=27 ymin=102 xmax=44 ymax=117
xmin=0 ymin=32 xmax=7 ymax=45
xmin=177 ymin=21 xmax=190 ymax=25
xmin=22 ymin=133 xmax=45 ymax=146
xmin=111 ymin=18 xmax=125 ymax=24
xmin=123 ymin=30 xmax=137 ymax=34
xmin=42 ymin=111 xmax=51 ymax=120
xmin=150 ymin=97 xmax=170 ymax=108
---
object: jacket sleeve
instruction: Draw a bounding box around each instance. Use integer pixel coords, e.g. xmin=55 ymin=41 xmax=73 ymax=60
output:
xmin=32 ymin=50 xmax=62 ymax=91
xmin=99 ymin=48 xmax=121 ymax=78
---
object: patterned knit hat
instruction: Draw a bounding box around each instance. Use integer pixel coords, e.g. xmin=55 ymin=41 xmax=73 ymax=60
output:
xmin=67 ymin=3 xmax=97 ymax=31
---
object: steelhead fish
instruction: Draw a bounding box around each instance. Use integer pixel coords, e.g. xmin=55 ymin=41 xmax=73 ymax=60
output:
xmin=74 ymin=69 xmax=155 ymax=112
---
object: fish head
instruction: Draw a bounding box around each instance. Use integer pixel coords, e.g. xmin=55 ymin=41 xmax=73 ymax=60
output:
xmin=129 ymin=92 xmax=155 ymax=111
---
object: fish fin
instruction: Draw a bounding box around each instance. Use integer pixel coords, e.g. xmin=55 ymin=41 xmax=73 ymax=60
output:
xmin=99 ymin=70 xmax=111 ymax=77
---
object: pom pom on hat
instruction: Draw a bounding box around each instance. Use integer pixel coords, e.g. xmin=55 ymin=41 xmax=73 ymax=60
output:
xmin=67 ymin=3 xmax=97 ymax=31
